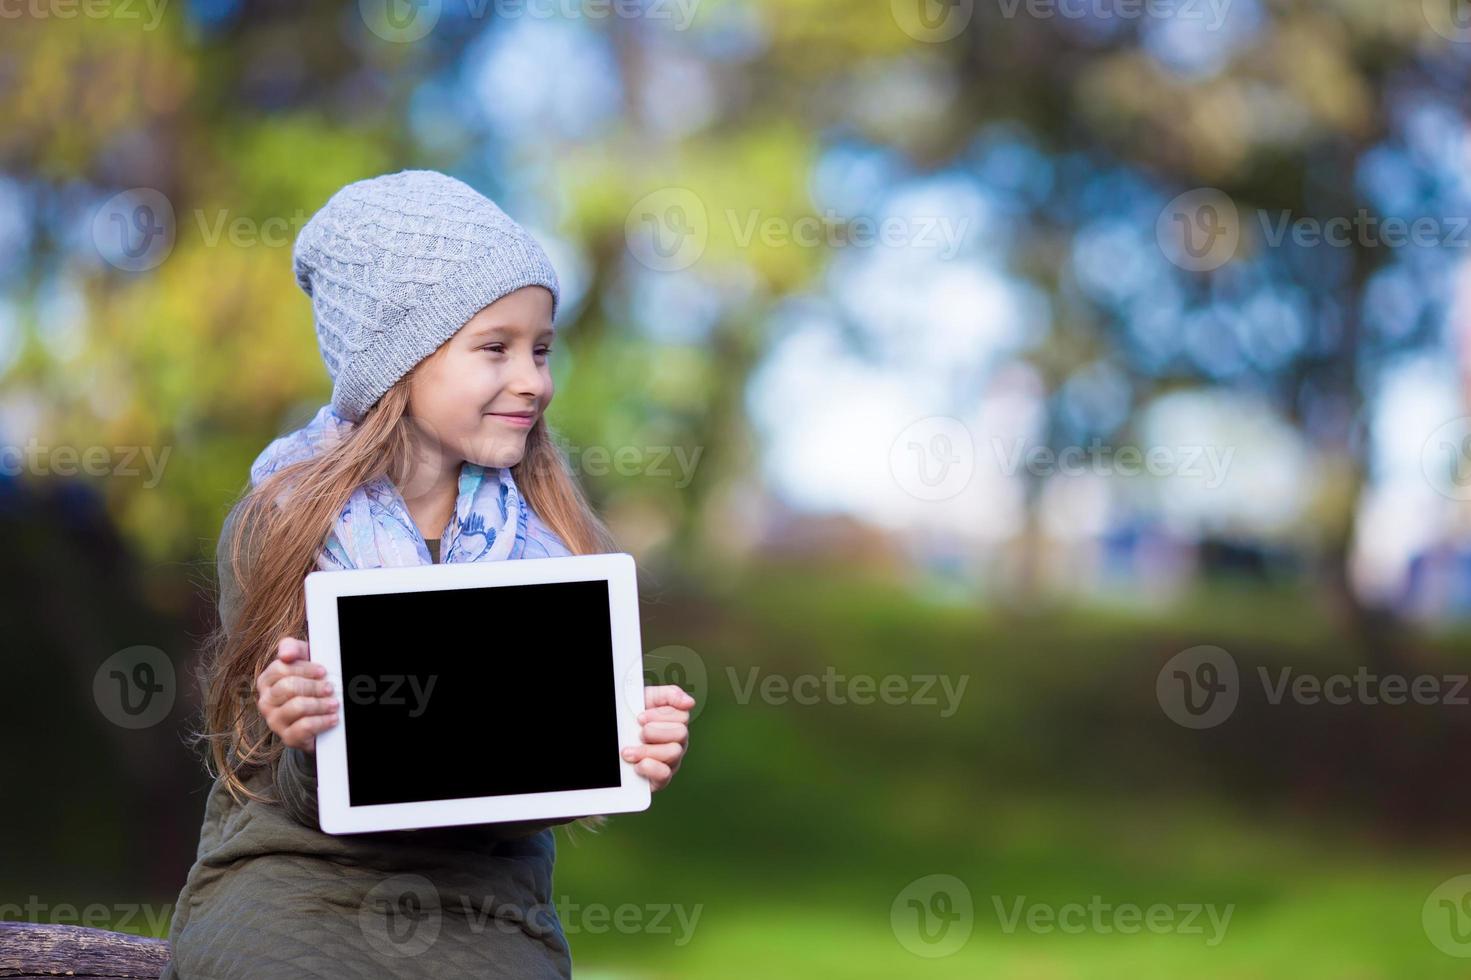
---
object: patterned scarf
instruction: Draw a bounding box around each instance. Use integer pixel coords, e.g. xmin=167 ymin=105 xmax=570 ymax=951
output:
xmin=248 ymin=404 xmax=574 ymax=569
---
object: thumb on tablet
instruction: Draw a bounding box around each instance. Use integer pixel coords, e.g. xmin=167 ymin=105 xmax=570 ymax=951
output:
xmin=278 ymin=637 xmax=310 ymax=662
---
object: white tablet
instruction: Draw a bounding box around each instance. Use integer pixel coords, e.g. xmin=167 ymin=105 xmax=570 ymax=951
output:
xmin=303 ymin=552 xmax=650 ymax=835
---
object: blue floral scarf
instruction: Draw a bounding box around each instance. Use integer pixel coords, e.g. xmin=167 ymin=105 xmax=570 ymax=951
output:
xmin=248 ymin=404 xmax=574 ymax=569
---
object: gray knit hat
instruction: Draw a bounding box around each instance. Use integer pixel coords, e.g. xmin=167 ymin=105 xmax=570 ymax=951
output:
xmin=292 ymin=169 xmax=560 ymax=421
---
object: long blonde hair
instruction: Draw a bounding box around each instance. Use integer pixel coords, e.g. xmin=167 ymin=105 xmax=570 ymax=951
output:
xmin=194 ymin=372 xmax=617 ymax=806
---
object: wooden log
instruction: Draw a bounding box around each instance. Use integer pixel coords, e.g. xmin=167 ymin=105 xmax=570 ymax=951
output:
xmin=0 ymin=921 xmax=170 ymax=978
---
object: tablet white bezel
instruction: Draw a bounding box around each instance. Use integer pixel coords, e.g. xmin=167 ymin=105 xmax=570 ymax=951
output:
xmin=303 ymin=552 xmax=650 ymax=835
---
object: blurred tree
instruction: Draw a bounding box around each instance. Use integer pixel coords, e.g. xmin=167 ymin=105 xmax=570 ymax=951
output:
xmin=0 ymin=0 xmax=1466 ymax=645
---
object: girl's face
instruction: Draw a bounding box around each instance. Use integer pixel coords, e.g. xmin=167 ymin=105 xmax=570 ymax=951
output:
xmin=406 ymin=285 xmax=555 ymax=471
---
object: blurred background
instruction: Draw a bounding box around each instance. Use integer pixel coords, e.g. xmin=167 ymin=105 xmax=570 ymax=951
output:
xmin=4 ymin=0 xmax=1471 ymax=976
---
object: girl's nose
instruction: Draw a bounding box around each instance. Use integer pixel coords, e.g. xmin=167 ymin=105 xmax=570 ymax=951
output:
xmin=508 ymin=353 xmax=548 ymax=400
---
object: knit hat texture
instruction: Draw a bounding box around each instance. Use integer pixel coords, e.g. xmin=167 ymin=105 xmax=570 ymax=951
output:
xmin=292 ymin=169 xmax=560 ymax=421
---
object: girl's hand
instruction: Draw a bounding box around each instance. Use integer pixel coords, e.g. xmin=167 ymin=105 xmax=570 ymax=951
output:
xmin=623 ymin=685 xmax=694 ymax=792
xmin=256 ymin=637 xmax=338 ymax=752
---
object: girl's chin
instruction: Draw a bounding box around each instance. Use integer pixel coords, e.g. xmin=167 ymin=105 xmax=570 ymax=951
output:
xmin=465 ymin=439 xmax=526 ymax=470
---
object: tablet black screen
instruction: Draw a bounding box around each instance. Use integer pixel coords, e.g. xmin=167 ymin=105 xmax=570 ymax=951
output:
xmin=336 ymin=578 xmax=622 ymax=807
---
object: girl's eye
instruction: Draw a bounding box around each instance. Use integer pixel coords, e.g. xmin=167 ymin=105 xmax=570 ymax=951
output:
xmin=479 ymin=344 xmax=552 ymax=356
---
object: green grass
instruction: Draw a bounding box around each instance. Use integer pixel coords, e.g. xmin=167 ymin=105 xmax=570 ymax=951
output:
xmin=559 ymin=798 xmax=1471 ymax=978
xmin=550 ymin=563 xmax=1471 ymax=977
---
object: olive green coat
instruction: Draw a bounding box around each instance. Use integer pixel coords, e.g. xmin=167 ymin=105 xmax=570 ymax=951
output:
xmin=161 ymin=512 xmax=573 ymax=979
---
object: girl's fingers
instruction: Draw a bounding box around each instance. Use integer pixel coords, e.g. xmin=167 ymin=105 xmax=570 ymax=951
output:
xmin=256 ymin=657 xmax=324 ymax=693
xmin=636 ymin=706 xmax=689 ymax=725
xmin=263 ymin=675 xmax=333 ymax=707
xmin=640 ymin=721 xmax=688 ymax=745
xmin=283 ymin=711 xmax=338 ymax=750
xmin=271 ymin=695 xmax=340 ymax=728
xmin=635 ymin=757 xmax=672 ymax=790
xmin=644 ymin=685 xmax=696 ymax=711
xmin=260 ymin=639 xmax=333 ymax=748
xmin=622 ymin=741 xmax=684 ymax=765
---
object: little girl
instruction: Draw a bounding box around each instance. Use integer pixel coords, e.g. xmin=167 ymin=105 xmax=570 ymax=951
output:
xmin=161 ymin=170 xmax=693 ymax=979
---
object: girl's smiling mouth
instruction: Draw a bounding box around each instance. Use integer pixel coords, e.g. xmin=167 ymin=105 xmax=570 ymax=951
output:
xmin=487 ymin=411 xmax=536 ymax=427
